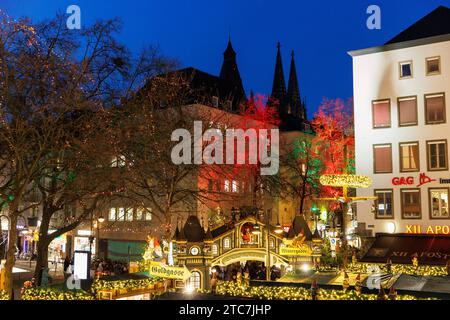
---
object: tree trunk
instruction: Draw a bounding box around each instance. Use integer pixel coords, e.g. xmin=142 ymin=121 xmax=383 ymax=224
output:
xmin=34 ymin=237 xmax=50 ymax=285
xmin=34 ymin=208 xmax=51 ymax=285
xmin=3 ymin=214 xmax=17 ymax=300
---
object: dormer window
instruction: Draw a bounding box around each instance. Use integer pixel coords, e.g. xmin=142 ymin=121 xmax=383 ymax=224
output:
xmin=212 ymin=96 xmax=219 ymax=108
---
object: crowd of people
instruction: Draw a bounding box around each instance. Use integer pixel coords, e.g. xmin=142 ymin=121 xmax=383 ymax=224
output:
xmin=91 ymin=258 xmax=129 ymax=277
xmin=212 ymin=262 xmax=282 ymax=284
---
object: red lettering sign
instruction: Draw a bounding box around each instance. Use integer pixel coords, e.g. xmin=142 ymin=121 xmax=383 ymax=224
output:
xmin=392 ymin=176 xmax=414 ymax=185
xmin=416 ymin=173 xmax=436 ymax=187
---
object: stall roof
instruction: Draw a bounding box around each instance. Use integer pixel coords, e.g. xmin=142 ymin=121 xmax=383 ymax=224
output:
xmin=361 ymin=233 xmax=450 ymax=265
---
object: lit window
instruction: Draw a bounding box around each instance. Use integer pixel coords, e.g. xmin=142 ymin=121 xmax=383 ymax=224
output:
xmin=223 ymin=237 xmax=230 ymax=249
xmin=427 ymin=140 xmax=447 ymax=171
xmin=399 ymin=61 xmax=413 ymax=79
xmin=372 ymin=100 xmax=391 ymax=128
xmin=398 ymin=96 xmax=417 ymax=126
xmin=429 ymin=189 xmax=449 ymax=219
xmin=126 ymin=208 xmax=133 ymax=221
xmin=401 ymin=189 xmax=421 ymax=219
xmin=399 ymin=142 xmax=419 ymax=172
xmin=187 ymin=271 xmax=201 ymax=290
xmin=232 ymin=180 xmax=238 ymax=193
xmin=211 ymin=245 xmax=218 ymax=255
xmin=374 ymin=190 xmax=393 ymax=218
xmin=373 ymin=144 xmax=392 ymax=173
xmin=136 ymin=208 xmax=143 ymax=220
xmin=145 ymin=208 xmax=152 ymax=221
xmin=109 ymin=208 xmax=116 ymax=221
xmin=224 ymin=180 xmax=230 ymax=192
xmin=269 ymin=238 xmax=275 ymax=249
xmin=426 ymin=57 xmax=440 ymax=75
xmin=117 ymin=208 xmax=125 ymax=221
xmin=425 ymin=93 xmax=446 ymax=124
xmin=111 ymin=155 xmax=126 ymax=167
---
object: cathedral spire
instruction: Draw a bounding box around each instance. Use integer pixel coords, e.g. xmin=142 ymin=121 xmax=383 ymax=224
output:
xmin=219 ymin=38 xmax=246 ymax=111
xmin=271 ymin=42 xmax=287 ymax=114
xmin=287 ymin=50 xmax=303 ymax=119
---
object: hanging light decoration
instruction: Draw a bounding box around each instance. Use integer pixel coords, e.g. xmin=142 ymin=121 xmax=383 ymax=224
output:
xmin=252 ymin=222 xmax=261 ymax=234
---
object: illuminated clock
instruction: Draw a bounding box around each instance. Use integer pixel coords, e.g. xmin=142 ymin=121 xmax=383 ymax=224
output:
xmin=190 ymin=247 xmax=200 ymax=256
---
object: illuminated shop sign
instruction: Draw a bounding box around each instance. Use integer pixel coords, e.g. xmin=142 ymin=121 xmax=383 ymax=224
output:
xmin=405 ymin=224 xmax=450 ymax=235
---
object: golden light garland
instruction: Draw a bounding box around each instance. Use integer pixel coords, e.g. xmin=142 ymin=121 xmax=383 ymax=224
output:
xmin=21 ymin=288 xmax=94 ymax=300
xmin=213 ymin=281 xmax=437 ymax=300
xmin=320 ymin=174 xmax=372 ymax=188
xmin=0 ymin=290 xmax=8 ymax=300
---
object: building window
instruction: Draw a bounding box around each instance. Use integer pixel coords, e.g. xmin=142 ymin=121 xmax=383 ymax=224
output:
xmin=109 ymin=208 xmax=116 ymax=221
xmin=212 ymin=96 xmax=219 ymax=108
xmin=207 ymin=179 xmax=213 ymax=192
xmin=223 ymin=237 xmax=230 ymax=249
xmin=398 ymin=96 xmax=418 ymax=126
xmin=143 ymin=208 xmax=152 ymax=221
xmin=372 ymin=100 xmax=391 ymax=128
xmin=373 ymin=144 xmax=392 ymax=173
xmin=399 ymin=61 xmax=413 ymax=79
xmin=427 ymin=140 xmax=448 ymax=171
xmin=136 ymin=208 xmax=143 ymax=220
xmin=401 ymin=189 xmax=421 ymax=219
xmin=399 ymin=142 xmax=419 ymax=172
xmin=426 ymin=56 xmax=440 ymax=75
xmin=224 ymin=180 xmax=230 ymax=192
xmin=374 ymin=189 xmax=393 ymax=218
xmin=211 ymin=244 xmax=218 ymax=255
xmin=429 ymin=188 xmax=449 ymax=219
xmin=188 ymin=271 xmax=201 ymax=290
xmin=269 ymin=238 xmax=275 ymax=249
xmin=126 ymin=208 xmax=133 ymax=221
xmin=117 ymin=208 xmax=125 ymax=221
xmin=111 ymin=155 xmax=126 ymax=167
xmin=425 ymin=93 xmax=446 ymax=124
xmin=232 ymin=180 xmax=238 ymax=193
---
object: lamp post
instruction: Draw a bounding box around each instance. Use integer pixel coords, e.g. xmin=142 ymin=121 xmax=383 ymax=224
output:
xmin=252 ymin=208 xmax=283 ymax=281
xmin=97 ymin=215 xmax=104 ymax=259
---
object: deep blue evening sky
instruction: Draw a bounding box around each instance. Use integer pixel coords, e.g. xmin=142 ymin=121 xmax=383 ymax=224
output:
xmin=2 ymin=0 xmax=449 ymax=118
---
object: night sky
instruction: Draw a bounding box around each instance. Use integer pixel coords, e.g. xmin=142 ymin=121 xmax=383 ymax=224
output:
xmin=2 ymin=0 xmax=449 ymax=119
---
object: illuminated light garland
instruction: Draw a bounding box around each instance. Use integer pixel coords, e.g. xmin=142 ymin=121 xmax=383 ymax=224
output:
xmin=90 ymin=278 xmax=164 ymax=295
xmin=0 ymin=290 xmax=8 ymax=300
xmin=213 ymin=281 xmax=437 ymax=300
xmin=319 ymin=174 xmax=372 ymax=188
xmin=348 ymin=263 xmax=447 ymax=277
xmin=21 ymin=288 xmax=94 ymax=300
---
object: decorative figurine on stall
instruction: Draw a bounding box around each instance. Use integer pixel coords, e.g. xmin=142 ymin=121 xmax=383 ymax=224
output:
xmin=236 ymin=269 xmax=242 ymax=285
xmin=412 ymin=254 xmax=419 ymax=269
xmin=342 ymin=271 xmax=350 ymax=292
xmin=377 ymin=286 xmax=387 ymax=300
xmin=354 ymin=273 xmax=362 ymax=294
xmin=243 ymin=268 xmax=250 ymax=286
xmin=352 ymin=251 xmax=357 ymax=266
xmin=446 ymin=260 xmax=450 ymax=277
xmin=388 ymin=286 xmax=397 ymax=300
xmin=386 ymin=257 xmax=392 ymax=274
xmin=210 ymin=271 xmax=218 ymax=294
xmin=311 ymin=280 xmax=319 ymax=300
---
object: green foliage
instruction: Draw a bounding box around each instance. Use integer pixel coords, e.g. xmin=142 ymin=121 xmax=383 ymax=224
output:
xmin=21 ymin=288 xmax=94 ymax=300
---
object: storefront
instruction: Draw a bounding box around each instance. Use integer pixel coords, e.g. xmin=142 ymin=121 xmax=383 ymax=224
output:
xmin=361 ymin=233 xmax=450 ymax=265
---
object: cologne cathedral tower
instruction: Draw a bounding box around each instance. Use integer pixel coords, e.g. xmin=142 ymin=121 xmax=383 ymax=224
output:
xmin=271 ymin=42 xmax=308 ymax=131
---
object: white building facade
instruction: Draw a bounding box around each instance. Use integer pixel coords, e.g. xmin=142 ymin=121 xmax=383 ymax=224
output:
xmin=350 ymin=27 xmax=450 ymax=237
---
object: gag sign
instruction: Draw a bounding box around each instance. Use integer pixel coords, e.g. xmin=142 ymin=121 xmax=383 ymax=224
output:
xmin=392 ymin=173 xmax=436 ymax=188
xmin=148 ymin=261 xmax=191 ymax=280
